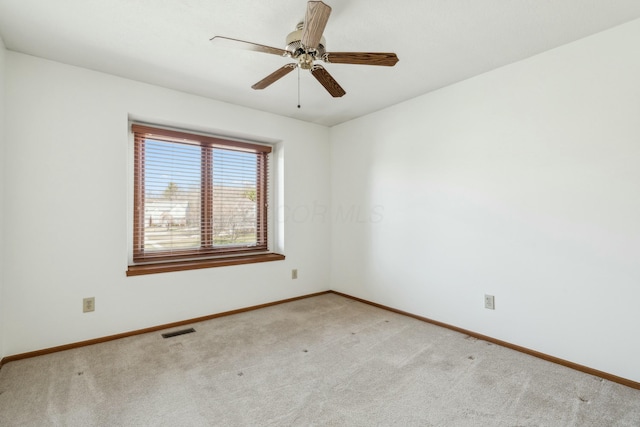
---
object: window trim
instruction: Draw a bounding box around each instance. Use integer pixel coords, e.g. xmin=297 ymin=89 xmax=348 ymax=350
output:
xmin=126 ymin=253 xmax=285 ymax=276
xmin=127 ymin=124 xmax=284 ymax=275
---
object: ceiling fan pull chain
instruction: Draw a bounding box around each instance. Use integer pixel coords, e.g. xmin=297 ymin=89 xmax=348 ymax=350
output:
xmin=297 ymin=66 xmax=301 ymax=109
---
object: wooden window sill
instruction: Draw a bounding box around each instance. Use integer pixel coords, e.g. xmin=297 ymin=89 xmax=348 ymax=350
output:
xmin=127 ymin=253 xmax=285 ymax=276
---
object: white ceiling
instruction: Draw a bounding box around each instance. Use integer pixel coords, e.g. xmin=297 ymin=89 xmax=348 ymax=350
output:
xmin=1 ymin=0 xmax=640 ymax=127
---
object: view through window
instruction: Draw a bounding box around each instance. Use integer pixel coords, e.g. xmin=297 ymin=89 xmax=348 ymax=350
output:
xmin=132 ymin=125 xmax=271 ymax=264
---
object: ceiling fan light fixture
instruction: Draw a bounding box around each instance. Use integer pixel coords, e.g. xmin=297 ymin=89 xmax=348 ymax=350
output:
xmin=298 ymin=53 xmax=314 ymax=69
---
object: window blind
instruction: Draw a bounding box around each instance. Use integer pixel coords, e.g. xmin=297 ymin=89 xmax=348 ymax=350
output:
xmin=132 ymin=124 xmax=271 ymax=263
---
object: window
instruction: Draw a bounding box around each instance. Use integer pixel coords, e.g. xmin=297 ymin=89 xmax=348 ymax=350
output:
xmin=127 ymin=124 xmax=284 ymax=276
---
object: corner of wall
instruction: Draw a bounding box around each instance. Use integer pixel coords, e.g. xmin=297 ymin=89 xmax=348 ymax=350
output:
xmin=0 ymin=34 xmax=7 ymax=361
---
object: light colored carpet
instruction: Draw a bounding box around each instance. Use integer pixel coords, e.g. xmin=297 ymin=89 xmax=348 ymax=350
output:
xmin=0 ymin=293 xmax=638 ymax=426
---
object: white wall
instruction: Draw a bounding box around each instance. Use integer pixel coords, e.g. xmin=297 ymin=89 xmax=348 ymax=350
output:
xmin=330 ymin=18 xmax=640 ymax=382
xmin=0 ymin=35 xmax=6 ymax=360
xmin=3 ymin=52 xmax=331 ymax=356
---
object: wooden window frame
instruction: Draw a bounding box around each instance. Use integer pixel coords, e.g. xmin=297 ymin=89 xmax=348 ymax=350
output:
xmin=127 ymin=124 xmax=284 ymax=276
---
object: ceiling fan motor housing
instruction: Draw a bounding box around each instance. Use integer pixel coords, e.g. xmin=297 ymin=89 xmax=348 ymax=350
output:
xmin=286 ymin=22 xmax=326 ymax=59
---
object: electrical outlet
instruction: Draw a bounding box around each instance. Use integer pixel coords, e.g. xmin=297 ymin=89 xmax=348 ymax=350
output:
xmin=83 ymin=297 xmax=95 ymax=313
xmin=484 ymin=294 xmax=495 ymax=310
xmin=291 ymin=269 xmax=298 ymax=279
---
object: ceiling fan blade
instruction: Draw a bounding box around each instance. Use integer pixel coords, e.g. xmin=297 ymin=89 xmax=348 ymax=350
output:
xmin=310 ymin=65 xmax=345 ymax=97
xmin=251 ymin=64 xmax=297 ymax=90
xmin=322 ymin=52 xmax=399 ymax=66
xmin=210 ymin=36 xmax=289 ymax=57
xmin=301 ymin=1 xmax=332 ymax=50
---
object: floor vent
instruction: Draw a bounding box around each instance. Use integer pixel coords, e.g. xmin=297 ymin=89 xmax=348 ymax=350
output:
xmin=161 ymin=328 xmax=196 ymax=338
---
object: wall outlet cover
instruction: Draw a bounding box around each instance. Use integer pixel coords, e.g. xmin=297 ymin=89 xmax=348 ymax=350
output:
xmin=83 ymin=297 xmax=95 ymax=313
xmin=484 ymin=294 xmax=495 ymax=310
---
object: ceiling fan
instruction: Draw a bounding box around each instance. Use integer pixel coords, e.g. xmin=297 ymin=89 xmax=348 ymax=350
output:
xmin=210 ymin=1 xmax=399 ymax=98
